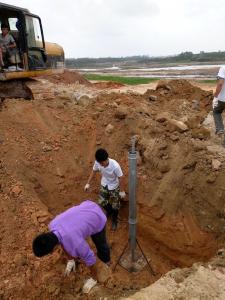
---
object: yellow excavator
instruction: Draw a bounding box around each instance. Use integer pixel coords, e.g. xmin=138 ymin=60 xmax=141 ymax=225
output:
xmin=0 ymin=2 xmax=65 ymax=99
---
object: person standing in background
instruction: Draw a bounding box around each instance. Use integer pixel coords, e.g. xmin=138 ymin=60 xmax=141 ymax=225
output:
xmin=212 ymin=65 xmax=225 ymax=146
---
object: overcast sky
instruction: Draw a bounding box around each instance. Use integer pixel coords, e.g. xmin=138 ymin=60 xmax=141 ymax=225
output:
xmin=1 ymin=0 xmax=225 ymax=58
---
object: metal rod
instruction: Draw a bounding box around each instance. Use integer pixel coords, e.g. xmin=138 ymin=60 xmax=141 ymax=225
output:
xmin=114 ymin=136 xmax=155 ymax=276
xmin=128 ymin=137 xmax=137 ymax=261
xmin=136 ymin=239 xmax=156 ymax=276
xmin=113 ymin=241 xmax=128 ymax=272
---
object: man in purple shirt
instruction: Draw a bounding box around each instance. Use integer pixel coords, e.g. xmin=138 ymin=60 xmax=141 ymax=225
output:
xmin=32 ymin=200 xmax=110 ymax=277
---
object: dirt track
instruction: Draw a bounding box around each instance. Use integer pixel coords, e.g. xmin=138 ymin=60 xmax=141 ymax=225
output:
xmin=1 ymin=70 xmax=225 ymax=299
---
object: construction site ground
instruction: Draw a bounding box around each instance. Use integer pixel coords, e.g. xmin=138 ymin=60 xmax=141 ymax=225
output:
xmin=1 ymin=70 xmax=225 ymax=299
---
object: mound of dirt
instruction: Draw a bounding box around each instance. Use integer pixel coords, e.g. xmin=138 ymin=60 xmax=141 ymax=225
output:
xmin=123 ymin=253 xmax=225 ymax=300
xmin=1 ymin=77 xmax=225 ymax=300
xmin=92 ymin=81 xmax=124 ymax=89
xmin=40 ymin=69 xmax=91 ymax=85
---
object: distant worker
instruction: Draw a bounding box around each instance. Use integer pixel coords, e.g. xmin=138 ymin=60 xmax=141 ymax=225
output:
xmin=15 ymin=19 xmax=23 ymax=52
xmin=84 ymin=148 xmax=126 ymax=231
xmin=0 ymin=24 xmax=16 ymax=68
xmin=212 ymin=65 xmax=225 ymax=146
xmin=32 ymin=200 xmax=111 ymax=281
xmin=16 ymin=19 xmax=22 ymax=32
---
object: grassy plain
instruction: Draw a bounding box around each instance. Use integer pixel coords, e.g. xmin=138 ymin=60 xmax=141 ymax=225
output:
xmin=85 ymin=74 xmax=159 ymax=85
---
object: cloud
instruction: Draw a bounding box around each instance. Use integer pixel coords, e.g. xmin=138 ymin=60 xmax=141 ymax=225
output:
xmin=109 ymin=0 xmax=160 ymax=17
xmin=182 ymin=0 xmax=225 ymax=17
xmin=0 ymin=0 xmax=225 ymax=57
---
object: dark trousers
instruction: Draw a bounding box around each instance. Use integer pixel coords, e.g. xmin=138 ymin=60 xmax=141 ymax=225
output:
xmin=104 ymin=203 xmax=119 ymax=223
xmin=91 ymin=226 xmax=110 ymax=264
xmin=213 ymin=100 xmax=225 ymax=133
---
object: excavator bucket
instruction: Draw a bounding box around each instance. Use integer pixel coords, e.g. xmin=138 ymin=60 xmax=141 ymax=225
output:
xmin=0 ymin=80 xmax=33 ymax=99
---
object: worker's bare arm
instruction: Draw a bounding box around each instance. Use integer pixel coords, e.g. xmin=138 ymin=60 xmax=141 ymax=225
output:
xmin=214 ymin=78 xmax=224 ymax=97
xmin=84 ymin=170 xmax=98 ymax=191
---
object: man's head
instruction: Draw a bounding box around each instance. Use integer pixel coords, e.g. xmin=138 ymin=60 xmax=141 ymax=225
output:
xmin=95 ymin=148 xmax=109 ymax=167
xmin=1 ymin=24 xmax=10 ymax=35
xmin=32 ymin=232 xmax=59 ymax=257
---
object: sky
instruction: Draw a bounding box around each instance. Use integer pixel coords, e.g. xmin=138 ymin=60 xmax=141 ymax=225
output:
xmin=1 ymin=0 xmax=225 ymax=58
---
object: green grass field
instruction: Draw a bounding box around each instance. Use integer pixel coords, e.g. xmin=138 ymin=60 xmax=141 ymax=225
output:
xmin=84 ymin=74 xmax=159 ymax=85
xmin=197 ymin=79 xmax=217 ymax=84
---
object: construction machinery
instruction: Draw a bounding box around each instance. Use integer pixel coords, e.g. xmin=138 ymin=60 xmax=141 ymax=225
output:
xmin=0 ymin=2 xmax=64 ymax=99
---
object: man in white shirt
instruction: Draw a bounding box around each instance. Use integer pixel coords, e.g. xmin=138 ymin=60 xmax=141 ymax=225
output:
xmin=212 ymin=66 xmax=225 ymax=145
xmin=84 ymin=148 xmax=126 ymax=230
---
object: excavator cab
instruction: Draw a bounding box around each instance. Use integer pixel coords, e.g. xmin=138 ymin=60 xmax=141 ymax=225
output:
xmin=0 ymin=2 xmax=64 ymax=82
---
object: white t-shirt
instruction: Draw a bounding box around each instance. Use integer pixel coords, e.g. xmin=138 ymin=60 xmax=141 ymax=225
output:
xmin=93 ymin=158 xmax=123 ymax=190
xmin=217 ymin=65 xmax=225 ymax=102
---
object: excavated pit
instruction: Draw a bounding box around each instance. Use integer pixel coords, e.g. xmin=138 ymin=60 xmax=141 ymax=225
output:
xmin=1 ymin=72 xmax=225 ymax=299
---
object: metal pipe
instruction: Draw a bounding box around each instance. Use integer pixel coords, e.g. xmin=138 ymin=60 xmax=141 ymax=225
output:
xmin=128 ymin=137 xmax=137 ymax=261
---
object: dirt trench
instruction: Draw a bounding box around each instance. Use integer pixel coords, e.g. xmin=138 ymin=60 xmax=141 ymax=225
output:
xmin=1 ymin=73 xmax=225 ymax=299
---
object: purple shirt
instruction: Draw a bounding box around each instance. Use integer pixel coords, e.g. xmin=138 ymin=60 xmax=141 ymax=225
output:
xmin=49 ymin=200 xmax=106 ymax=266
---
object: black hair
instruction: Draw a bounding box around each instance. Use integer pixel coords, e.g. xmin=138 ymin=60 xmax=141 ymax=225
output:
xmin=95 ymin=148 xmax=109 ymax=162
xmin=1 ymin=24 xmax=9 ymax=30
xmin=16 ymin=20 xmax=22 ymax=30
xmin=32 ymin=232 xmax=59 ymax=257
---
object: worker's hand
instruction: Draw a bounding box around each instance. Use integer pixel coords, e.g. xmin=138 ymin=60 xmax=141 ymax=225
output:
xmin=119 ymin=191 xmax=126 ymax=199
xmin=84 ymin=183 xmax=90 ymax=191
xmin=82 ymin=277 xmax=97 ymax=294
xmin=64 ymin=259 xmax=76 ymax=276
xmin=2 ymin=45 xmax=7 ymax=52
xmin=95 ymin=261 xmax=112 ymax=284
xmin=212 ymin=97 xmax=218 ymax=109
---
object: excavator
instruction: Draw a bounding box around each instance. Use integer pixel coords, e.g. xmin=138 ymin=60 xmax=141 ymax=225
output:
xmin=0 ymin=2 xmax=65 ymax=99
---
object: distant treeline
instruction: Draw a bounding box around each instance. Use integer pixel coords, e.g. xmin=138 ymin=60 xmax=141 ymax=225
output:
xmin=66 ymin=51 xmax=225 ymax=69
